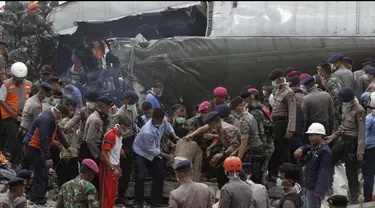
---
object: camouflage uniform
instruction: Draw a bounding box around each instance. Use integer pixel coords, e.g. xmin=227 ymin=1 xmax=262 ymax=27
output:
xmin=325 ymin=75 xmax=343 ymax=130
xmin=0 ymin=191 xmax=27 ymax=208
xmin=3 ymin=1 xmax=24 ymax=51
xmin=37 ymin=4 xmax=52 ymax=18
xmin=56 ymin=175 xmax=99 ymax=208
xmin=7 ymin=48 xmax=29 ymax=65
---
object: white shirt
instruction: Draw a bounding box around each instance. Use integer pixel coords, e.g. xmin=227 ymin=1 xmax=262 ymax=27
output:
xmin=109 ymin=134 xmax=123 ymax=165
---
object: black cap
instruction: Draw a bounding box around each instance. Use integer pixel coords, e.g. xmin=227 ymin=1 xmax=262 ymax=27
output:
xmin=203 ymin=111 xmax=220 ymax=124
xmin=85 ymin=91 xmax=100 ymax=102
xmin=327 ymin=195 xmax=348 ymax=206
xmin=16 ymin=170 xmax=33 ymax=180
xmin=97 ymin=96 xmax=113 ymax=106
xmin=8 ymin=177 xmax=26 ymax=187
xmin=269 ymin=68 xmax=284 ymax=81
xmin=339 ymin=87 xmax=355 ymax=102
xmin=365 ymin=66 xmax=375 ymax=75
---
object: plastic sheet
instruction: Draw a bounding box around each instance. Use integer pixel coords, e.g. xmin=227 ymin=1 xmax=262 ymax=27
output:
xmin=110 ymin=36 xmax=375 ymax=114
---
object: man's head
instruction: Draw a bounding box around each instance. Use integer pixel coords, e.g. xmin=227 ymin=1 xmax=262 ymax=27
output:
xmin=40 ymin=65 xmax=53 ymax=82
xmin=65 ymin=100 xmax=77 ymax=118
xmin=365 ymin=66 xmax=375 ymax=81
xmin=229 ymin=96 xmax=246 ymax=115
xmin=80 ymin=159 xmax=99 ymax=182
xmin=223 ymin=156 xmax=243 ymax=177
xmin=317 ymin=62 xmax=332 ymax=79
xmin=213 ymin=87 xmax=228 ymax=105
xmin=172 ymin=104 xmax=187 ymax=124
xmin=141 ymin=102 xmax=153 ymax=118
xmin=342 ymin=57 xmax=353 ymax=70
xmin=17 ymin=40 xmax=27 ymax=52
xmin=269 ymin=68 xmax=285 ymax=88
xmin=51 ymin=88 xmax=63 ymax=106
xmin=285 ymin=71 xmax=301 ymax=87
xmin=327 ymin=195 xmax=348 ymax=208
xmin=46 ymin=76 xmax=61 ymax=89
xmin=203 ymin=111 xmax=222 ymax=131
xmin=306 ymin=123 xmax=326 ymax=145
xmin=8 ymin=177 xmax=26 ymax=198
xmin=116 ymin=115 xmax=132 ymax=134
xmin=16 ymin=170 xmax=33 ymax=187
xmin=96 ymin=96 xmax=113 ymax=115
xmin=53 ymin=104 xmax=70 ymax=121
xmin=123 ymin=91 xmax=139 ymax=111
xmin=328 ymin=53 xmax=344 ymax=71
xmin=85 ymin=91 xmax=99 ymax=110
xmin=151 ymin=108 xmax=165 ymax=127
xmin=27 ymin=2 xmax=39 ymax=15
xmin=278 ymin=163 xmax=299 ymax=190
xmin=216 ymin=104 xmax=231 ymax=119
xmin=152 ymin=83 xmax=164 ymax=97
xmin=174 ymin=159 xmax=193 ymax=182
xmin=198 ymin=101 xmax=213 ymax=117
xmin=301 ymin=76 xmax=316 ymax=92
xmin=10 ymin=62 xmax=27 ymax=84
xmin=339 ymin=88 xmax=355 ymax=103
xmin=38 ymin=82 xmax=52 ymax=102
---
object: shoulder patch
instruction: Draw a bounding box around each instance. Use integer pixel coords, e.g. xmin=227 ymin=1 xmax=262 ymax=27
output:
xmin=358 ymin=112 xmax=365 ymax=121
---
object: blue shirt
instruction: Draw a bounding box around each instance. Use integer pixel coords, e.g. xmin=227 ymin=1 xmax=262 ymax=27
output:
xmin=63 ymin=85 xmax=83 ymax=109
xmin=365 ymin=113 xmax=375 ymax=149
xmin=132 ymin=119 xmax=174 ymax=161
xmin=145 ymin=91 xmax=161 ymax=109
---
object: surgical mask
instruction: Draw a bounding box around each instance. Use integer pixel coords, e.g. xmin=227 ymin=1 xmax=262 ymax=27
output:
xmin=72 ymin=80 xmax=77 ymax=84
xmin=271 ymin=81 xmax=278 ymax=88
xmin=276 ymin=178 xmax=285 ymax=188
xmin=65 ymin=94 xmax=72 ymax=100
xmin=126 ymin=104 xmax=137 ymax=111
xmin=154 ymin=124 xmax=160 ymax=128
xmin=42 ymin=97 xmax=51 ymax=103
xmin=51 ymin=98 xmax=60 ymax=106
xmin=342 ymin=102 xmax=352 ymax=108
xmin=175 ymin=117 xmax=186 ymax=124
xmin=363 ymin=75 xmax=369 ymax=81
xmin=86 ymin=102 xmax=95 ymax=109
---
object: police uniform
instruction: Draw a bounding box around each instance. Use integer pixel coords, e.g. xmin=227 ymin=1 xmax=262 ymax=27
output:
xmin=0 ymin=177 xmax=27 ymax=208
xmin=268 ymin=83 xmax=297 ymax=181
xmin=329 ymin=88 xmax=365 ymax=202
xmin=219 ymin=176 xmax=253 ymax=208
xmin=329 ymin=54 xmax=355 ymax=89
xmin=169 ymin=160 xmax=215 ymax=208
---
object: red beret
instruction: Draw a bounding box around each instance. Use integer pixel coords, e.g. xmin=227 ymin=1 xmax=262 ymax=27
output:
xmin=286 ymin=71 xmax=300 ymax=78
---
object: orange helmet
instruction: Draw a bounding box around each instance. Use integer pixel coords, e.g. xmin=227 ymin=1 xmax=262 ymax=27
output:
xmin=27 ymin=2 xmax=39 ymax=10
xmin=223 ymin=156 xmax=242 ymax=172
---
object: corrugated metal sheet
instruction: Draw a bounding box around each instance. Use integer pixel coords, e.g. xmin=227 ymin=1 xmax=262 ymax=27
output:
xmin=47 ymin=1 xmax=200 ymax=35
xmin=211 ymin=1 xmax=375 ymax=37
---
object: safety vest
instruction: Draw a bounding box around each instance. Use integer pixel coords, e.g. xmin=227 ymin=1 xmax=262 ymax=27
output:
xmin=0 ymin=78 xmax=32 ymax=119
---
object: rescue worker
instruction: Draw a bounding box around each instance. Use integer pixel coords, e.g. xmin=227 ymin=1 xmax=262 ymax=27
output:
xmin=23 ymin=104 xmax=73 ymax=205
xmin=55 ymin=100 xmax=80 ymax=187
xmin=30 ymin=65 xmax=53 ymax=96
xmin=188 ymin=101 xmax=213 ymax=131
xmin=137 ymin=101 xmax=153 ymax=128
xmin=275 ymin=163 xmax=302 ymax=208
xmin=328 ymin=53 xmax=354 ymax=89
xmin=110 ymin=91 xmax=139 ymax=206
xmin=132 ymin=108 xmax=176 ymax=207
xmin=100 ymin=115 xmax=131 ymax=208
xmin=354 ymin=61 xmax=372 ymax=98
xmin=0 ymin=177 xmax=27 ymax=208
xmin=218 ymin=156 xmax=252 ymax=208
xmin=295 ymin=123 xmax=332 ymax=208
xmin=0 ymin=62 xmax=32 ymax=162
xmin=318 ymin=62 xmax=343 ymax=130
xmin=212 ymin=86 xmax=228 ymax=109
xmin=327 ymin=195 xmax=348 ymax=208
xmin=242 ymin=89 xmax=274 ymax=184
xmin=145 ymin=82 xmax=164 ymax=109
xmin=361 ymin=92 xmax=375 ymax=202
xmin=169 ymin=158 xmax=215 ymax=208
xmin=301 ymin=76 xmax=335 ymax=137
xmin=267 ymin=68 xmax=297 ymax=182
xmin=186 ymin=111 xmax=240 ymax=189
xmin=326 ymin=87 xmax=365 ymax=204
xmin=230 ymin=96 xmax=264 ymax=184
xmin=56 ymin=158 xmax=99 ymax=208
xmin=343 ymin=57 xmax=353 ymax=70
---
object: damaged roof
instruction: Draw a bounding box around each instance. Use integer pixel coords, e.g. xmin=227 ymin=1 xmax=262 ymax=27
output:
xmin=47 ymin=1 xmax=201 ymax=35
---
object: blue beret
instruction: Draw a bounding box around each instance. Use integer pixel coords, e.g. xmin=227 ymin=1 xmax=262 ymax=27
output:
xmin=339 ymin=87 xmax=354 ymax=102
xmin=203 ymin=111 xmax=219 ymax=124
xmin=327 ymin=195 xmax=348 ymax=206
xmin=342 ymin=57 xmax=353 ymax=64
xmin=216 ymin=104 xmax=230 ymax=118
xmin=174 ymin=159 xmax=192 ymax=171
xmin=97 ymin=96 xmax=113 ymax=105
xmin=361 ymin=92 xmax=371 ymax=101
xmin=123 ymin=91 xmax=139 ymax=102
xmin=39 ymin=82 xmax=52 ymax=90
xmin=16 ymin=170 xmax=33 ymax=180
xmin=328 ymin=53 xmax=343 ymax=63
xmin=302 ymin=76 xmax=315 ymax=85
xmin=365 ymin=66 xmax=375 ymax=75
xmin=8 ymin=177 xmax=26 ymax=187
xmin=364 ymin=58 xmax=375 ymax=63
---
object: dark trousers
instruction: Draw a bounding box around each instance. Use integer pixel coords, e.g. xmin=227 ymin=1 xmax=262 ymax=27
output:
xmin=331 ymin=135 xmax=360 ymax=201
xmin=117 ymin=151 xmax=133 ymax=199
xmin=216 ymin=165 xmax=228 ymax=189
xmin=79 ymin=142 xmax=100 ymax=190
xmin=268 ymin=120 xmax=291 ymax=181
xmin=243 ymin=145 xmax=265 ymax=184
xmin=24 ymin=146 xmax=48 ymax=204
xmin=134 ymin=153 xmax=165 ymax=206
xmin=3 ymin=118 xmax=21 ymax=164
xmin=55 ymin=157 xmax=79 ymax=188
xmin=362 ymin=147 xmax=375 ymax=202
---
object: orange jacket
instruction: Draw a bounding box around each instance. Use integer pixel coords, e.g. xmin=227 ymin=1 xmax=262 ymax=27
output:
xmin=0 ymin=78 xmax=32 ymax=119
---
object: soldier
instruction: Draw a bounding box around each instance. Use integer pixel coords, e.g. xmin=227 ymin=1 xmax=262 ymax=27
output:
xmin=354 ymin=61 xmax=372 ymax=98
xmin=56 ymin=158 xmax=99 ymax=208
xmin=37 ymin=1 xmax=52 ymax=18
xmin=30 ymin=65 xmax=53 ymax=96
xmin=318 ymin=62 xmax=343 ymax=130
xmin=267 ymin=68 xmax=297 ymax=182
xmin=0 ymin=177 xmax=27 ymax=208
xmin=284 ymin=70 xmax=305 ymax=103
xmin=230 ymin=96 xmax=264 ymax=184
xmin=7 ymin=40 xmax=30 ymax=66
xmin=187 ymin=101 xmax=213 ymax=131
xmin=0 ymin=41 xmax=7 ymax=71
xmin=328 ymin=53 xmax=354 ymax=89
xmin=170 ymin=104 xmax=189 ymax=138
xmin=212 ymin=87 xmax=228 ymax=110
xmin=326 ymin=88 xmax=365 ymax=204
xmin=301 ymin=76 xmax=335 ymax=137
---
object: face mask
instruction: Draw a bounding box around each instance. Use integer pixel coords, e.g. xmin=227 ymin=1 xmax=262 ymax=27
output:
xmin=342 ymin=102 xmax=351 ymax=108
xmin=22 ymin=48 xmax=27 ymax=52
xmin=262 ymin=90 xmax=266 ymax=96
xmin=276 ymin=178 xmax=285 ymax=188
xmin=363 ymin=75 xmax=369 ymax=81
xmin=126 ymin=104 xmax=137 ymax=111
xmin=175 ymin=117 xmax=186 ymax=124
xmin=72 ymin=80 xmax=77 ymax=84
xmin=330 ymin=63 xmax=335 ymax=71
xmin=271 ymin=80 xmax=278 ymax=88
xmin=51 ymin=98 xmax=60 ymax=106
xmin=86 ymin=102 xmax=95 ymax=109
xmin=65 ymin=94 xmax=72 ymax=100
xmin=107 ymin=113 xmax=113 ymax=119
xmin=154 ymin=124 xmax=160 ymax=128
xmin=42 ymin=97 xmax=51 ymax=103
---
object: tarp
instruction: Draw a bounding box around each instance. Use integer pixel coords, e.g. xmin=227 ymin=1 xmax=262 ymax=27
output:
xmin=110 ymin=36 xmax=375 ymax=115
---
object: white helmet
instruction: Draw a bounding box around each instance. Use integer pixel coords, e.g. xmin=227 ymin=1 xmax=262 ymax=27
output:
xmin=305 ymin=123 xmax=326 ymax=135
xmin=10 ymin=62 xmax=28 ymax=78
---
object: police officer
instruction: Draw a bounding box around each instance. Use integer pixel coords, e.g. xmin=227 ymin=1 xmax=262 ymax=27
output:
xmin=326 ymin=88 xmax=365 ymax=204
xmin=327 ymin=195 xmax=348 ymax=208
xmin=354 ymin=61 xmax=372 ymax=98
xmin=219 ymin=156 xmax=252 ymax=208
xmin=295 ymin=123 xmax=332 ymax=208
xmin=342 ymin=57 xmax=353 ymax=70
xmin=267 ymin=68 xmax=297 ymax=182
xmin=284 ymin=70 xmax=305 ymax=103
xmin=169 ymin=158 xmax=215 ymax=208
xmin=328 ymin=54 xmax=354 ymax=89
xmin=301 ymin=76 xmax=335 ymax=137
xmin=318 ymin=62 xmax=343 ymax=130
xmin=0 ymin=177 xmax=27 ymax=208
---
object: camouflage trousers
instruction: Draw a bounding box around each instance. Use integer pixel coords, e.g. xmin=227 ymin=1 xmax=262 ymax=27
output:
xmin=242 ymin=145 xmax=267 ymax=184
